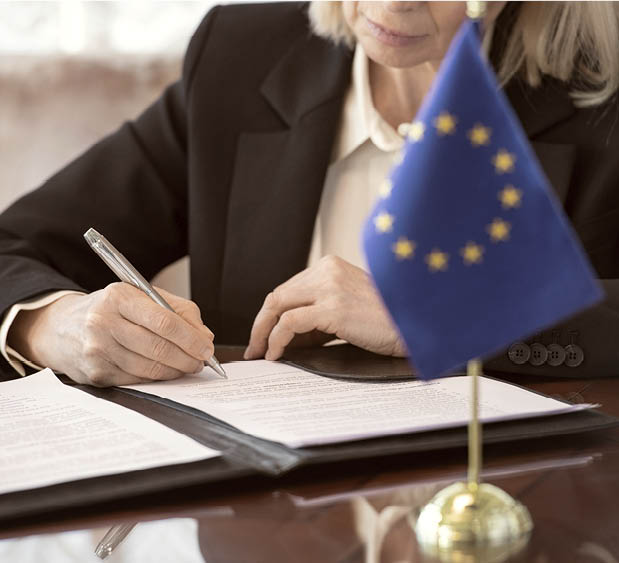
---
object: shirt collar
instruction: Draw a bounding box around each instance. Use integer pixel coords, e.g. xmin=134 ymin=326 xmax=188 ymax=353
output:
xmin=332 ymin=27 xmax=496 ymax=163
xmin=334 ymin=45 xmax=404 ymax=161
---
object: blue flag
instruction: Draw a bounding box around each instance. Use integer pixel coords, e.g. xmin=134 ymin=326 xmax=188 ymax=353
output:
xmin=362 ymin=20 xmax=603 ymax=380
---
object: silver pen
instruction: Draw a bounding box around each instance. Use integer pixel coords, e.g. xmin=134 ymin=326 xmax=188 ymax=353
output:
xmin=84 ymin=227 xmax=226 ymax=379
xmin=87 ymin=227 xmax=225 ymax=557
xmin=94 ymin=523 xmax=136 ymax=559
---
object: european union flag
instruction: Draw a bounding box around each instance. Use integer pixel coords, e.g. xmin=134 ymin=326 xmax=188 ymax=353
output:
xmin=362 ymin=20 xmax=603 ymax=380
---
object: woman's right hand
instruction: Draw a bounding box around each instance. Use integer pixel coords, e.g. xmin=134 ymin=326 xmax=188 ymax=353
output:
xmin=8 ymin=282 xmax=215 ymax=387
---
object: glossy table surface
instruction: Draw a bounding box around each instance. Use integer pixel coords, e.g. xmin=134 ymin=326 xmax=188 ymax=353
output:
xmin=2 ymin=348 xmax=619 ymax=563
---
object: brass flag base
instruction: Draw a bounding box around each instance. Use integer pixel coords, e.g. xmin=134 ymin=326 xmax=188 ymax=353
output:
xmin=412 ymin=481 xmax=533 ymax=562
xmin=411 ymin=356 xmax=533 ymax=562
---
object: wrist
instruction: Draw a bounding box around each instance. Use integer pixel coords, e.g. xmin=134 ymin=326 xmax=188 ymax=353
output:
xmin=8 ymin=294 xmax=83 ymax=367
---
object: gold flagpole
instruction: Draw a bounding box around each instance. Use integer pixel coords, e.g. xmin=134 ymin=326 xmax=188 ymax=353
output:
xmin=412 ymin=4 xmax=534 ymax=561
xmin=467 ymin=358 xmax=481 ymax=492
xmin=414 ymin=359 xmax=533 ymax=562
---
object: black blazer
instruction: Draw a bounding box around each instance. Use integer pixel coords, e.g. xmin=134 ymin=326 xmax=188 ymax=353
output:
xmin=1 ymin=3 xmax=618 ymax=378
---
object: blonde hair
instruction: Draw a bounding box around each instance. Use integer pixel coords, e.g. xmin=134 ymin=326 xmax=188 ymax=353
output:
xmin=308 ymin=1 xmax=619 ymax=108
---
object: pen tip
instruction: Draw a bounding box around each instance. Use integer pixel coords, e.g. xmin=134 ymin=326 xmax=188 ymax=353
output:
xmin=208 ymin=356 xmax=227 ymax=379
xmin=94 ymin=545 xmax=111 ymax=559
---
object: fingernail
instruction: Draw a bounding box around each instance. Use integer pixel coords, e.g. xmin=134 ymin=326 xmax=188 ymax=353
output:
xmin=200 ymin=343 xmax=213 ymax=361
xmin=243 ymin=347 xmax=252 ymax=360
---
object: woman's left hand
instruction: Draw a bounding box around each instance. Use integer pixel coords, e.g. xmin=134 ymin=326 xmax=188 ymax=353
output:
xmin=244 ymin=255 xmax=407 ymax=361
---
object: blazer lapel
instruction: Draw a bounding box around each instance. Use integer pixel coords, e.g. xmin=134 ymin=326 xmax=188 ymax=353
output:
xmin=531 ymin=141 xmax=576 ymax=204
xmin=217 ymin=40 xmax=579 ymax=339
xmin=219 ymin=35 xmax=353 ymax=339
xmin=505 ymin=77 xmax=577 ymax=204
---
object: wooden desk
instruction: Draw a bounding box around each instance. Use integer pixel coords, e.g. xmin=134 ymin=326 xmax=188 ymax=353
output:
xmin=2 ymin=348 xmax=619 ymax=562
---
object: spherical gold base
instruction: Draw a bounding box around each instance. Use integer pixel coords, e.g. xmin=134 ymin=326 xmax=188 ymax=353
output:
xmin=412 ymin=482 xmax=533 ymax=563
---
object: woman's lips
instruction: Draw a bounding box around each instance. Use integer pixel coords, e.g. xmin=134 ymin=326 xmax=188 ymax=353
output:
xmin=363 ymin=15 xmax=429 ymax=47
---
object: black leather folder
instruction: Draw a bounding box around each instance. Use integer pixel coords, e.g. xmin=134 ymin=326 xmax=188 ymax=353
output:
xmin=1 ymin=345 xmax=617 ymax=530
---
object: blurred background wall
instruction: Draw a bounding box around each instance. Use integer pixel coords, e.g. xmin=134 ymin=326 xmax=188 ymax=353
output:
xmin=0 ymin=1 xmax=219 ymax=298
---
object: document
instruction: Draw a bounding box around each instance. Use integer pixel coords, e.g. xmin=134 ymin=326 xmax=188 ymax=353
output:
xmin=124 ymin=360 xmax=595 ymax=448
xmin=0 ymin=369 xmax=219 ymax=495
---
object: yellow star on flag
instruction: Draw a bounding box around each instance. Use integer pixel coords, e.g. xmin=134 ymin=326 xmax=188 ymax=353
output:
xmin=467 ymin=124 xmax=491 ymax=146
xmin=425 ymin=249 xmax=449 ymax=272
xmin=408 ymin=121 xmax=425 ymax=142
xmin=460 ymin=242 xmax=484 ymax=265
xmin=433 ymin=112 xmax=457 ymax=135
xmin=498 ymin=185 xmax=522 ymax=209
xmin=392 ymin=151 xmax=405 ymax=166
xmin=379 ymin=179 xmax=393 ymax=199
xmin=493 ymin=149 xmax=516 ymax=174
xmin=374 ymin=212 xmax=394 ymax=233
xmin=392 ymin=237 xmax=415 ymax=260
xmin=487 ymin=218 xmax=511 ymax=242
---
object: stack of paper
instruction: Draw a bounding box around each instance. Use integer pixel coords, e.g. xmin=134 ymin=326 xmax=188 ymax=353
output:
xmin=0 ymin=370 xmax=219 ymax=495
xmin=125 ymin=360 xmax=595 ymax=448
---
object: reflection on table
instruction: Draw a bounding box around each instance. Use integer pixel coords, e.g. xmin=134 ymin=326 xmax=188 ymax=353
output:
xmin=3 ymin=444 xmax=617 ymax=563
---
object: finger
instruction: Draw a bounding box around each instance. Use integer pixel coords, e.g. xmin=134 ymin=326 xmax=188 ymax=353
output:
xmin=155 ymin=288 xmax=213 ymax=334
xmin=287 ymin=330 xmax=335 ymax=349
xmin=108 ymin=318 xmax=204 ymax=375
xmin=77 ymin=357 xmax=153 ymax=388
xmin=265 ymin=306 xmax=334 ymax=361
xmin=116 ymin=290 xmax=214 ymax=362
xmin=245 ymin=262 xmax=339 ymax=359
xmin=156 ymin=287 xmax=203 ymax=321
xmin=245 ymin=286 xmax=314 ymax=360
xmin=154 ymin=289 xmax=215 ymax=362
xmin=107 ymin=338 xmax=190 ymax=381
xmin=88 ymin=372 xmax=151 ymax=387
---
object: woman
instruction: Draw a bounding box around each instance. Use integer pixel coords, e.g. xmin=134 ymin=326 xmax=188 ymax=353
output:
xmin=1 ymin=2 xmax=618 ymax=386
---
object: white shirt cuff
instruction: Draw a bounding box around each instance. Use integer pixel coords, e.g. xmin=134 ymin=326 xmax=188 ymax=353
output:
xmin=0 ymin=290 xmax=85 ymax=376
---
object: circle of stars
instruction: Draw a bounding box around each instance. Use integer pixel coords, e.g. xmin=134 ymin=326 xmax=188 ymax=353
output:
xmin=374 ymin=111 xmax=523 ymax=270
